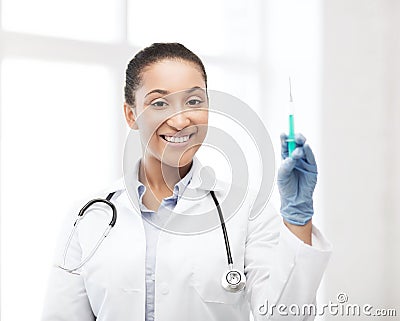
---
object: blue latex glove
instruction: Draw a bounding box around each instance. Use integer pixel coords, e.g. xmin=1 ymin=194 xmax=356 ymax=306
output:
xmin=277 ymin=133 xmax=318 ymax=226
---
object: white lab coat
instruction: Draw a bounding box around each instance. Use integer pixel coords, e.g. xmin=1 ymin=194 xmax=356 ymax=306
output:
xmin=42 ymin=156 xmax=332 ymax=321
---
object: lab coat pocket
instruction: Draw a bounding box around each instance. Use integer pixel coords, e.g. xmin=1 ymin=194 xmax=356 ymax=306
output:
xmin=191 ymin=257 xmax=245 ymax=305
xmin=84 ymin=279 xmax=143 ymax=320
xmin=189 ymin=212 xmax=247 ymax=305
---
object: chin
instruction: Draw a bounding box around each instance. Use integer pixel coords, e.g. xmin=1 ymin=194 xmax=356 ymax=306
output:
xmin=159 ymin=147 xmax=198 ymax=168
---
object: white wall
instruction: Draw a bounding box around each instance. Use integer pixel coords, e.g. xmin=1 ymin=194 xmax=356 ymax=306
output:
xmin=321 ymin=0 xmax=400 ymax=318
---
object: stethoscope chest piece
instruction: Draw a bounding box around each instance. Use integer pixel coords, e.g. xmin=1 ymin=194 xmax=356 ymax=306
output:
xmin=221 ymin=268 xmax=246 ymax=293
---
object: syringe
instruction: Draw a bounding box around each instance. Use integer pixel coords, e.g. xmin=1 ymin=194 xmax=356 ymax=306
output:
xmin=287 ymin=77 xmax=296 ymax=158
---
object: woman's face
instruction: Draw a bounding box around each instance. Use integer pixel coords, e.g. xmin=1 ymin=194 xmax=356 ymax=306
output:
xmin=125 ymin=59 xmax=208 ymax=167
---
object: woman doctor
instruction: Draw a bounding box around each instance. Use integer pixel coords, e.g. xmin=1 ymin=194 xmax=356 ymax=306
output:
xmin=42 ymin=43 xmax=332 ymax=321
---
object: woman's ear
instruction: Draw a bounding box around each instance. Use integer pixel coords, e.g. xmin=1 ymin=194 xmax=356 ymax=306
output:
xmin=124 ymin=102 xmax=139 ymax=130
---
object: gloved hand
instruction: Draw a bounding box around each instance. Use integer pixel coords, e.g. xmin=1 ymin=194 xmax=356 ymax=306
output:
xmin=277 ymin=133 xmax=318 ymax=226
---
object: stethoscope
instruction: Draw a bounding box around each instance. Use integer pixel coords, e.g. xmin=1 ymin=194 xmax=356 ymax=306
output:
xmin=58 ymin=190 xmax=246 ymax=293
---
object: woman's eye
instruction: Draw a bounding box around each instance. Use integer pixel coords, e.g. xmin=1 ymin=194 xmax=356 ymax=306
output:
xmin=186 ymin=99 xmax=203 ymax=106
xmin=151 ymin=100 xmax=168 ymax=108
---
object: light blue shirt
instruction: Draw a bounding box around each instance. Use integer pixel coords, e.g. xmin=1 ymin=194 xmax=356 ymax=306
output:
xmin=136 ymin=161 xmax=194 ymax=321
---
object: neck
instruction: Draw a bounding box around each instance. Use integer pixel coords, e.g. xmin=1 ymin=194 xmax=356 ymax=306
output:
xmin=139 ymin=155 xmax=193 ymax=193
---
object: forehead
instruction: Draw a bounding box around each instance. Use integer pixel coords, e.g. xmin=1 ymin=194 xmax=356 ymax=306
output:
xmin=138 ymin=59 xmax=206 ymax=94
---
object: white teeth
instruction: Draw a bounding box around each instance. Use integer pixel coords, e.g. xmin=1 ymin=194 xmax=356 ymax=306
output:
xmin=164 ymin=135 xmax=190 ymax=143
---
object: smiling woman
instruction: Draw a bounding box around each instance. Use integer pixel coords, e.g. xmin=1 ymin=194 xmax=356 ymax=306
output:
xmin=41 ymin=42 xmax=332 ymax=321
xmin=123 ymin=45 xmax=210 ymax=210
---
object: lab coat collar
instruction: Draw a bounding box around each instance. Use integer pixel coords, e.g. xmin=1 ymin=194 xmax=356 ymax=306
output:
xmin=189 ymin=155 xmax=225 ymax=191
xmin=135 ymin=158 xmax=195 ymax=211
xmin=119 ymin=155 xmax=225 ymax=192
xmin=105 ymin=154 xmax=226 ymax=215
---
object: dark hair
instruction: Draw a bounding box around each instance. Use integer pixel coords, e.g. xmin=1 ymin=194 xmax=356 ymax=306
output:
xmin=124 ymin=43 xmax=207 ymax=106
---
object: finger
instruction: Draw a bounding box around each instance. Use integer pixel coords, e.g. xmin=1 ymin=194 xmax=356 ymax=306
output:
xmin=303 ymin=144 xmax=316 ymax=166
xmin=294 ymin=133 xmax=306 ymax=146
xmin=280 ymin=132 xmax=288 ymax=150
xmin=291 ymin=146 xmax=304 ymax=160
xmin=278 ymin=157 xmax=296 ymax=177
xmin=280 ymin=132 xmax=289 ymax=159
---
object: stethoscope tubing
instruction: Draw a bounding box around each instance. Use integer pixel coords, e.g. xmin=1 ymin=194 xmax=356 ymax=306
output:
xmin=209 ymin=190 xmax=233 ymax=267
xmin=58 ymin=189 xmax=246 ymax=292
xmin=77 ymin=192 xmax=117 ymax=227
xmin=58 ymin=192 xmax=117 ymax=274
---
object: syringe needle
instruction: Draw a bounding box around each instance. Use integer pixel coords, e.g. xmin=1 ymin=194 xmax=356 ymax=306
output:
xmin=289 ymin=77 xmax=293 ymax=103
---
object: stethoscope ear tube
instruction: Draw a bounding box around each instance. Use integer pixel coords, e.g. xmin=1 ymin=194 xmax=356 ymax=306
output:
xmin=59 ymin=192 xmax=117 ymax=274
xmin=78 ymin=192 xmax=117 ymax=227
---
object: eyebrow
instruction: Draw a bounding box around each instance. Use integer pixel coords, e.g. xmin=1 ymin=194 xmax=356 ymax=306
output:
xmin=144 ymin=86 xmax=204 ymax=98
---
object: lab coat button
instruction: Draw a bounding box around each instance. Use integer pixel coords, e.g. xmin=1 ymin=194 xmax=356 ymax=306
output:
xmin=160 ymin=283 xmax=169 ymax=295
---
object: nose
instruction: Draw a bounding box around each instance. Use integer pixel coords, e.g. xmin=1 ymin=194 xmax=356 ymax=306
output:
xmin=166 ymin=111 xmax=190 ymax=130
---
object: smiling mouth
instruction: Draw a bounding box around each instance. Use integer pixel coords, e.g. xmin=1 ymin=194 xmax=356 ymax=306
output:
xmin=160 ymin=133 xmax=195 ymax=143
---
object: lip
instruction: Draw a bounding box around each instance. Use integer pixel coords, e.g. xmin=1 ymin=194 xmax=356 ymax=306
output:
xmin=159 ymin=132 xmax=196 ymax=147
xmin=161 ymin=132 xmax=196 ymax=138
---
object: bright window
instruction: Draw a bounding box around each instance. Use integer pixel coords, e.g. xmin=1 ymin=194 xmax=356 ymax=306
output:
xmin=0 ymin=58 xmax=117 ymax=320
xmin=1 ymin=0 xmax=123 ymax=42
